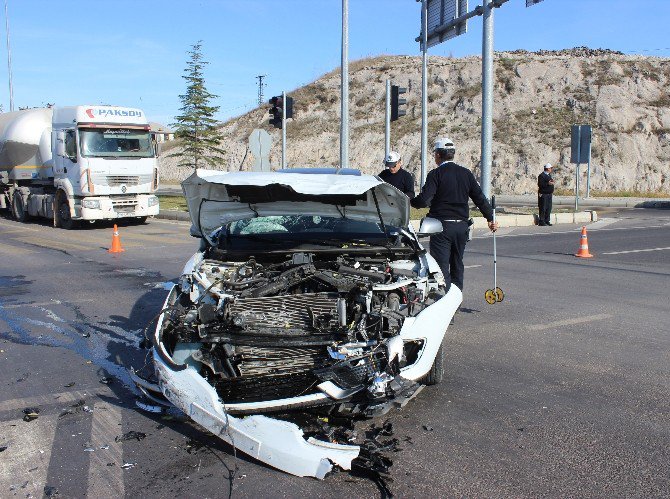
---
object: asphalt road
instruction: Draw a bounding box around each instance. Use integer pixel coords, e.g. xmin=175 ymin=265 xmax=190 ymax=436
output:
xmin=0 ymin=208 xmax=668 ymax=498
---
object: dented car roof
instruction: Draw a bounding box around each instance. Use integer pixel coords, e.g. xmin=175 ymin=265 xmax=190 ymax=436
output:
xmin=182 ymin=169 xmax=411 ymax=237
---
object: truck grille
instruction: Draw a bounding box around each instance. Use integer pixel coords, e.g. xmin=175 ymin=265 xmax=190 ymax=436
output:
xmin=90 ymin=174 xmax=152 ymax=186
xmin=112 ymin=196 xmax=138 ymax=213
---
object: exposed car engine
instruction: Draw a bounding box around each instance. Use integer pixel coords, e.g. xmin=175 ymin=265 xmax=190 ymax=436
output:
xmin=158 ymin=249 xmax=437 ymax=412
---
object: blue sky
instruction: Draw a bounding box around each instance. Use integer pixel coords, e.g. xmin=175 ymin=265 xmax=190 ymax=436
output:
xmin=2 ymin=0 xmax=669 ymax=125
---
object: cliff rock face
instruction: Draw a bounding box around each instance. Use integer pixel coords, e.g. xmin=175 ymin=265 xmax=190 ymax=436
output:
xmin=159 ymin=49 xmax=670 ymax=195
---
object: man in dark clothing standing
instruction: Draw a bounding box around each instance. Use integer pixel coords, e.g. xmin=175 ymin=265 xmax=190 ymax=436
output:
xmin=537 ymin=163 xmax=555 ymax=226
xmin=378 ymin=151 xmax=415 ymax=198
xmin=411 ymin=137 xmax=497 ymax=292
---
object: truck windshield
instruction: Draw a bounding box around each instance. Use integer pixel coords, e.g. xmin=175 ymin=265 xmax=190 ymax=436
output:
xmin=80 ymin=128 xmax=155 ymax=158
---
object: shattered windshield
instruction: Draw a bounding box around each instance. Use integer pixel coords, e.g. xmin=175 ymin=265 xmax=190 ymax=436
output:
xmin=80 ymin=128 xmax=155 ymax=158
xmin=220 ymin=215 xmax=393 ymax=248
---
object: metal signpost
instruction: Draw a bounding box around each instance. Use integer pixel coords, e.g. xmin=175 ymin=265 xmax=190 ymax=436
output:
xmin=420 ymin=0 xmax=428 ymax=187
xmin=340 ymin=0 xmax=349 ymax=169
xmin=418 ymin=0 xmax=469 ymax=187
xmin=385 ymin=79 xmax=391 ymax=160
xmin=571 ymin=124 xmax=592 ymax=209
xmin=416 ymin=0 xmax=547 ymax=196
xmin=281 ymin=90 xmax=287 ymax=169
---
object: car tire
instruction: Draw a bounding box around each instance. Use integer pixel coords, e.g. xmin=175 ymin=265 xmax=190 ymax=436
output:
xmin=55 ymin=192 xmax=76 ymax=230
xmin=11 ymin=189 xmax=30 ymax=222
xmin=421 ymin=342 xmax=444 ymax=385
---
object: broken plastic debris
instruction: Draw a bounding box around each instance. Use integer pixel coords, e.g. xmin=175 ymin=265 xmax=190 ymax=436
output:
xmin=120 ymin=462 xmax=137 ymax=469
xmin=100 ymin=445 xmax=109 ymax=450
xmin=0 ymin=445 xmax=7 ymax=452
xmin=22 ymin=407 xmax=40 ymax=422
xmin=422 ymin=425 xmax=433 ymax=431
xmin=82 ymin=332 xmax=91 ymax=338
xmin=64 ymin=382 xmax=75 ymax=388
xmin=99 ymin=377 xmax=114 ymax=385
xmin=115 ymin=431 xmax=146 ymax=443
xmin=84 ymin=447 xmax=95 ymax=452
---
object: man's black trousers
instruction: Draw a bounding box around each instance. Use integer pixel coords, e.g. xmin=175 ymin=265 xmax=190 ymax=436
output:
xmin=538 ymin=193 xmax=552 ymax=224
xmin=429 ymin=221 xmax=469 ymax=291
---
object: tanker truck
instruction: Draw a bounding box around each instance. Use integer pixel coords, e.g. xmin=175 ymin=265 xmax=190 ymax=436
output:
xmin=0 ymin=105 xmax=160 ymax=228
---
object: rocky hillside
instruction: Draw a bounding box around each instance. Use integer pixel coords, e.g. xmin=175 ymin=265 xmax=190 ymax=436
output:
xmin=159 ymin=48 xmax=670 ymax=195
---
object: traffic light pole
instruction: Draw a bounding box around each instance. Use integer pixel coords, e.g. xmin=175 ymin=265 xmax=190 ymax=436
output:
xmin=281 ymin=90 xmax=287 ymax=169
xmin=340 ymin=0 xmax=349 ymax=169
xmin=385 ymin=79 xmax=391 ymax=160
xmin=420 ymin=0 xmax=428 ymax=187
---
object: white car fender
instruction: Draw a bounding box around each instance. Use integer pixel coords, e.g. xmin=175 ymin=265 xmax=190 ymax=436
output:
xmin=399 ymin=284 xmax=462 ymax=381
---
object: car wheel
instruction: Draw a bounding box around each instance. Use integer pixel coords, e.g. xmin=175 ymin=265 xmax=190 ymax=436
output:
xmin=421 ymin=342 xmax=444 ymax=385
xmin=56 ymin=193 xmax=76 ymax=230
xmin=11 ymin=190 xmax=30 ymax=222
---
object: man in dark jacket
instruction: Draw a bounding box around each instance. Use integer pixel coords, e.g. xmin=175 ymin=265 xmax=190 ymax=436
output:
xmin=378 ymin=151 xmax=415 ymax=198
xmin=537 ymin=163 xmax=555 ymax=226
xmin=411 ymin=137 xmax=497 ymax=292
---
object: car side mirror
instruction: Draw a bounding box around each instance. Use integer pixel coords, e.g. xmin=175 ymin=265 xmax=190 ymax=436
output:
xmin=417 ymin=217 xmax=442 ymax=236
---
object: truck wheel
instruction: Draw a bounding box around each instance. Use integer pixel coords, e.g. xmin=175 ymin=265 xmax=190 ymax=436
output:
xmin=420 ymin=342 xmax=444 ymax=386
xmin=11 ymin=190 xmax=30 ymax=222
xmin=134 ymin=216 xmax=148 ymax=225
xmin=55 ymin=194 xmax=76 ymax=230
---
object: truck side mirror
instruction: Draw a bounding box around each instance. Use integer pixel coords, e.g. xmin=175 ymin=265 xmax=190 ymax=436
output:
xmin=55 ymin=132 xmax=66 ymax=157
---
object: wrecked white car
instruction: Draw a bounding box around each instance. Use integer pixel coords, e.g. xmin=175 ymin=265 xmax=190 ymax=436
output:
xmin=134 ymin=168 xmax=462 ymax=479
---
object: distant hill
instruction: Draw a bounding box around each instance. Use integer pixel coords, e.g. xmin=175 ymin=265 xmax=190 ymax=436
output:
xmin=159 ymin=48 xmax=670 ymax=195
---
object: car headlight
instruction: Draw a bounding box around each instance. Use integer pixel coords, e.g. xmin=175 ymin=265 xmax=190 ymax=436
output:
xmin=148 ymin=196 xmax=159 ymax=207
xmin=81 ymin=199 xmax=101 ymax=209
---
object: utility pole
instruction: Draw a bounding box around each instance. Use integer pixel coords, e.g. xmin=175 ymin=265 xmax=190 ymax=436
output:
xmin=4 ymin=0 xmax=14 ymax=112
xmin=255 ymin=75 xmax=266 ymax=107
xmin=480 ymin=1 xmax=494 ymax=199
xmin=340 ymin=0 xmax=349 ymax=169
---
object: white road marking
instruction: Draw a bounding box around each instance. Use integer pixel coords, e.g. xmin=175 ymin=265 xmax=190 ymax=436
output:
xmin=464 ymin=265 xmax=482 ymax=268
xmin=473 ymin=223 xmax=667 ymax=239
xmin=602 ymin=247 xmax=670 ymax=255
xmin=587 ymin=218 xmax=618 ymax=230
xmin=0 ymin=414 xmax=57 ymax=498
xmin=86 ymin=401 xmax=125 ymax=497
xmin=527 ymin=313 xmax=611 ymax=331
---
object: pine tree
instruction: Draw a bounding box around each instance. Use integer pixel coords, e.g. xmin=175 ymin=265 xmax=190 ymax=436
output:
xmin=171 ymin=41 xmax=224 ymax=169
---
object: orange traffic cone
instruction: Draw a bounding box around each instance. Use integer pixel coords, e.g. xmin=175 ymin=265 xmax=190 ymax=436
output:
xmin=575 ymin=226 xmax=593 ymax=258
xmin=108 ymin=224 xmax=125 ymax=253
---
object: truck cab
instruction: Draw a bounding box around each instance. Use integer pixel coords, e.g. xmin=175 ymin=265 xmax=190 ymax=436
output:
xmin=51 ymin=106 xmax=160 ymax=227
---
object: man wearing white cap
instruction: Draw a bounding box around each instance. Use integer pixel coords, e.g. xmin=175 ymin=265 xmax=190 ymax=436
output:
xmin=537 ymin=163 xmax=555 ymax=226
xmin=378 ymin=151 xmax=415 ymax=198
xmin=411 ymin=137 xmax=497 ymax=293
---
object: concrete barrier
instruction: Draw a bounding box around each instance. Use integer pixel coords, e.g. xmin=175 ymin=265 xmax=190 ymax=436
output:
xmin=410 ymin=211 xmax=597 ymax=230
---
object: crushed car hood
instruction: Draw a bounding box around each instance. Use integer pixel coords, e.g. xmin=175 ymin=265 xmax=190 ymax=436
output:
xmin=182 ymin=169 xmax=411 ymax=238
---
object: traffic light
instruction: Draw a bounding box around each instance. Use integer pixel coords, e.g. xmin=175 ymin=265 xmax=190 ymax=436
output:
xmin=391 ymin=85 xmax=407 ymax=122
xmin=269 ymin=96 xmax=282 ymax=128
xmin=284 ymin=96 xmax=293 ymax=119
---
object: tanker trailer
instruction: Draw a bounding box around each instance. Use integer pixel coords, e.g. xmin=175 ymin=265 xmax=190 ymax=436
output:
xmin=0 ymin=106 xmax=160 ymax=228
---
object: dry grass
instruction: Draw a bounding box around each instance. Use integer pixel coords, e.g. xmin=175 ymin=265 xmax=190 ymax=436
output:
xmin=158 ymin=195 xmax=188 ymax=211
